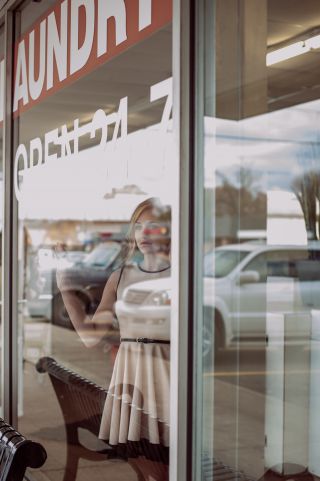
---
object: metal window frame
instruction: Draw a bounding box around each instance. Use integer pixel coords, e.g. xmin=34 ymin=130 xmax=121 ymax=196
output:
xmin=0 ymin=12 xmax=5 ymax=425
xmin=1 ymin=0 xmax=19 ymax=428
xmin=0 ymin=0 xmax=57 ymax=432
xmin=0 ymin=3 xmax=199 ymax=480
xmin=171 ymin=0 xmax=199 ymax=480
xmin=0 ymin=0 xmax=28 ymax=12
xmin=172 ymin=2 xmax=207 ymax=480
xmin=191 ymin=0 xmax=206 ymax=479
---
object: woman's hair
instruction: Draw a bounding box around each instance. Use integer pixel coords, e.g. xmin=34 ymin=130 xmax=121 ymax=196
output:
xmin=124 ymin=197 xmax=171 ymax=261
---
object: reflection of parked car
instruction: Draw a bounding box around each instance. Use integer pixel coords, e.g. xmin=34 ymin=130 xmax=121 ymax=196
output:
xmin=29 ymin=241 xmax=143 ymax=329
xmin=116 ymin=277 xmax=171 ymax=337
xmin=51 ymin=242 xmax=124 ymax=328
xmin=115 ymin=243 xmax=320 ymax=363
xmin=28 ymin=248 xmax=86 ymax=319
xmin=52 ymin=241 xmax=140 ymax=328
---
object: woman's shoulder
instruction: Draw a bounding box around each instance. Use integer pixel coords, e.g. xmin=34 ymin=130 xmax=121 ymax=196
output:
xmin=113 ymin=263 xmax=137 ymax=274
xmin=109 ymin=263 xmax=137 ymax=283
xmin=106 ymin=268 xmax=122 ymax=288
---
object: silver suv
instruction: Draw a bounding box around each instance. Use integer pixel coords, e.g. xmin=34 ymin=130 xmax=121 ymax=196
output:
xmin=115 ymin=243 xmax=320 ymax=362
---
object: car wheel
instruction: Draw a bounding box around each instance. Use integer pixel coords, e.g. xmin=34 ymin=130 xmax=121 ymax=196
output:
xmin=203 ymin=308 xmax=225 ymax=367
xmin=203 ymin=322 xmax=213 ymax=365
xmin=52 ymin=293 xmax=75 ymax=330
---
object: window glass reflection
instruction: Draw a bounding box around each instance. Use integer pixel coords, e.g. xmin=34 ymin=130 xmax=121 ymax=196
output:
xmin=200 ymin=1 xmax=320 ymax=480
xmin=204 ymin=249 xmax=250 ymax=278
xmin=13 ymin=1 xmax=173 ymax=480
xmin=0 ymin=24 xmax=3 ymax=418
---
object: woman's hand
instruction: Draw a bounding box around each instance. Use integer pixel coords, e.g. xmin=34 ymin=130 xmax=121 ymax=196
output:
xmin=53 ymin=245 xmax=119 ymax=347
xmin=54 ymin=243 xmax=81 ymax=292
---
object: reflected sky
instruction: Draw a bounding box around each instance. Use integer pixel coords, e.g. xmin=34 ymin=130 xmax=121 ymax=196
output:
xmin=14 ymin=92 xmax=320 ymax=224
xmin=205 ymin=97 xmax=320 ymax=192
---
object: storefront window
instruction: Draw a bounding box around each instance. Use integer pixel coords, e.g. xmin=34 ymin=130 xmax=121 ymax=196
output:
xmin=13 ymin=1 xmax=173 ymax=479
xmin=197 ymin=1 xmax=320 ymax=479
xmin=0 ymin=23 xmax=4 ymax=417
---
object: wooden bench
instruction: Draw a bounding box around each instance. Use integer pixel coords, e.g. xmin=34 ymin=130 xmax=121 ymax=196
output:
xmin=202 ymin=454 xmax=255 ymax=481
xmin=36 ymin=356 xmax=117 ymax=481
xmin=37 ymin=357 xmax=257 ymax=481
xmin=0 ymin=418 xmax=47 ymax=481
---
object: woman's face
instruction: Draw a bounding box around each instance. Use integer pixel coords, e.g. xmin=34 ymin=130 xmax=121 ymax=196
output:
xmin=134 ymin=208 xmax=170 ymax=255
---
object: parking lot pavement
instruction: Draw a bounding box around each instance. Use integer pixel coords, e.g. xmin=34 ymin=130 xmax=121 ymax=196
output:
xmin=23 ymin=318 xmax=116 ymax=385
xmin=18 ymin=320 xmax=313 ymax=480
xmin=21 ymin=319 xmax=134 ymax=481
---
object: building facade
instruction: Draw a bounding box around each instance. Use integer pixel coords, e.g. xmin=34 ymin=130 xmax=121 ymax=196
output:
xmin=1 ymin=0 xmax=320 ymax=480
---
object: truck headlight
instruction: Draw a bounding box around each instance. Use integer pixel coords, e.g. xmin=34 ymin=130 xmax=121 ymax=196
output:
xmin=147 ymin=290 xmax=171 ymax=306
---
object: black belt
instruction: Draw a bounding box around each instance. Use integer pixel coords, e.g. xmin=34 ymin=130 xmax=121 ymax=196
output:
xmin=121 ymin=337 xmax=170 ymax=344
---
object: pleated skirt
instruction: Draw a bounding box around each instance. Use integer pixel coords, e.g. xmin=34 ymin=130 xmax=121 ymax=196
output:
xmin=99 ymin=342 xmax=170 ymax=462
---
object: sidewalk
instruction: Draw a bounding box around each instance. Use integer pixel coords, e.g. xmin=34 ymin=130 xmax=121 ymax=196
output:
xmin=19 ymin=318 xmax=309 ymax=481
xmin=21 ymin=319 xmax=137 ymax=480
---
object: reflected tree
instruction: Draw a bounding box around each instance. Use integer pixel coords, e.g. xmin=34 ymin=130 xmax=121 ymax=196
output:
xmin=216 ymin=167 xmax=266 ymax=217
xmin=292 ymin=170 xmax=320 ymax=240
xmin=213 ymin=166 xmax=266 ymax=242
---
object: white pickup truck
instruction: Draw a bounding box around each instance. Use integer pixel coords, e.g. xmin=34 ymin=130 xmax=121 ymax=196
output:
xmin=115 ymin=243 xmax=320 ymax=362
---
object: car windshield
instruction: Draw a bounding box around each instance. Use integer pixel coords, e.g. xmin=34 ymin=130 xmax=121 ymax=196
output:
xmin=82 ymin=242 xmax=121 ymax=268
xmin=204 ymin=249 xmax=250 ymax=278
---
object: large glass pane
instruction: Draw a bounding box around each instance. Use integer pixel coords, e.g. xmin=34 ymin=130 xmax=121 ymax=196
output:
xmin=198 ymin=1 xmax=320 ymax=480
xmin=0 ymin=23 xmax=4 ymax=416
xmin=13 ymin=1 xmax=173 ymax=479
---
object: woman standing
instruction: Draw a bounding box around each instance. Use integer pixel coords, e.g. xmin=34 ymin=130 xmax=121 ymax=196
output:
xmin=57 ymin=198 xmax=171 ymax=480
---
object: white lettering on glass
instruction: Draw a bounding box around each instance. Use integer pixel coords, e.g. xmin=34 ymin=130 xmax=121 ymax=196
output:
xmin=14 ymin=144 xmax=28 ymax=202
xmin=97 ymin=0 xmax=127 ymax=58
xmin=73 ymin=119 xmax=80 ymax=155
xmin=60 ymin=124 xmax=73 ymax=157
xmin=30 ymin=137 xmax=43 ymax=167
xmin=139 ymin=0 xmax=152 ymax=30
xmin=90 ymin=109 xmax=108 ymax=145
xmin=70 ymin=0 xmax=95 ymax=75
xmin=0 ymin=58 xmax=4 ymax=122
xmin=14 ymin=96 xmax=129 ymax=200
xmin=150 ymin=77 xmax=173 ymax=131
xmin=111 ymin=96 xmax=128 ymax=145
xmin=13 ymin=40 xmax=29 ymax=111
xmin=94 ymin=96 xmax=128 ymax=148
xmin=29 ymin=20 xmax=46 ymax=100
xmin=12 ymin=0 xmax=170 ymax=114
xmin=59 ymin=119 xmax=81 ymax=157
xmin=45 ymin=128 xmax=59 ymax=163
xmin=47 ymin=0 xmax=68 ymax=90
xmin=13 ymin=77 xmax=173 ymax=201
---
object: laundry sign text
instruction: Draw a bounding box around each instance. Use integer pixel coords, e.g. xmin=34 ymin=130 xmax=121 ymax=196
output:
xmin=0 ymin=0 xmax=172 ymax=122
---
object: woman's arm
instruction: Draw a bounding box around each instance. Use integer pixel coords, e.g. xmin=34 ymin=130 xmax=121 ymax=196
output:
xmin=58 ymin=269 xmax=121 ymax=347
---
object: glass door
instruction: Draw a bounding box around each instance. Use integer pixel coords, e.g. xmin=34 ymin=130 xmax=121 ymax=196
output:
xmin=0 ymin=22 xmax=4 ymax=417
xmin=11 ymin=1 xmax=175 ymax=479
xmin=195 ymin=1 xmax=320 ymax=479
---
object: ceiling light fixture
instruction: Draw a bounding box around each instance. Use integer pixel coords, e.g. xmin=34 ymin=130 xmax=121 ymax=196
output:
xmin=267 ymin=33 xmax=320 ymax=66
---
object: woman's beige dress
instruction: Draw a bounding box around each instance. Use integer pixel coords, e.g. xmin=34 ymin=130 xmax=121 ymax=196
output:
xmin=99 ymin=264 xmax=170 ymax=451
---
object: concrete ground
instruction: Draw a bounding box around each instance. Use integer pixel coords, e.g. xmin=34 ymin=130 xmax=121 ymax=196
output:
xmin=20 ymin=319 xmax=138 ymax=481
xmin=18 ymin=318 xmax=314 ymax=481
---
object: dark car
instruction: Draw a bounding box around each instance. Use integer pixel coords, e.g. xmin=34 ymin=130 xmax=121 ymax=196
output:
xmin=51 ymin=241 xmax=124 ymax=329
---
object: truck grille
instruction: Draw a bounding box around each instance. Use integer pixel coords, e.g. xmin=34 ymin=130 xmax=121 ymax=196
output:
xmin=123 ymin=289 xmax=150 ymax=304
